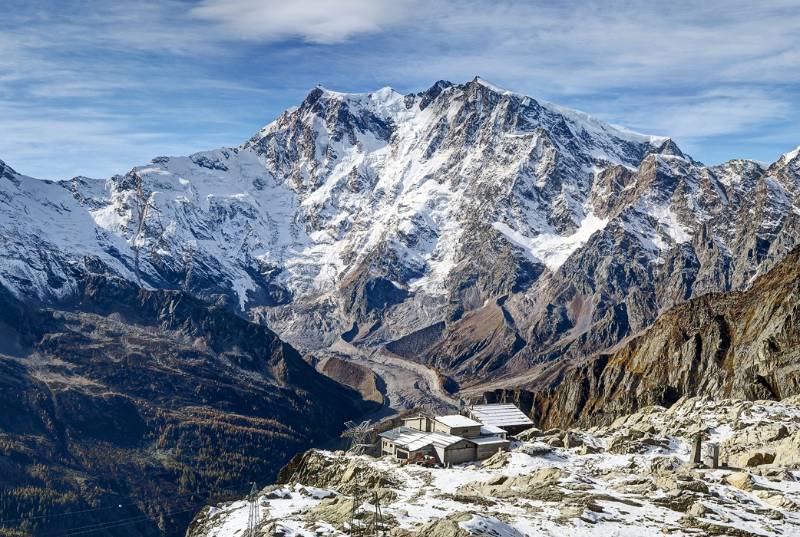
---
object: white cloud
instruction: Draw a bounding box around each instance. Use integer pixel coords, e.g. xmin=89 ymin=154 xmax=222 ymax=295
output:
xmin=371 ymin=0 xmax=800 ymax=94
xmin=0 ymin=0 xmax=797 ymax=176
xmin=191 ymin=0 xmax=415 ymax=44
xmin=580 ymin=88 xmax=792 ymax=159
xmin=0 ymin=103 xmax=243 ymax=180
xmin=645 ymin=91 xmax=790 ymax=140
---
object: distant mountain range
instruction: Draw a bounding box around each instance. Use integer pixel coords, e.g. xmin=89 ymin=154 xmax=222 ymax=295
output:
xmin=0 ymin=276 xmax=371 ymax=536
xmin=2 ymin=77 xmax=798 ymax=391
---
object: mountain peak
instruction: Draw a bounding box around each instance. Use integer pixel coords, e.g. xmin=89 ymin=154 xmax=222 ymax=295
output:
xmin=0 ymin=158 xmax=17 ymax=179
xmin=781 ymin=145 xmax=800 ymax=164
xmin=416 ymin=80 xmax=454 ymax=109
xmin=306 ymin=83 xmax=401 ymax=103
xmin=460 ymin=77 xmax=670 ymax=148
xmin=471 ymin=76 xmax=519 ymax=96
xmin=650 ymin=137 xmax=687 ymax=159
xmin=282 ymin=79 xmax=672 ymax=157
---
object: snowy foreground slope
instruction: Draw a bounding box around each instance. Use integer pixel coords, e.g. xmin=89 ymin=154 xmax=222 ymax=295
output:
xmin=187 ymin=397 xmax=800 ymax=537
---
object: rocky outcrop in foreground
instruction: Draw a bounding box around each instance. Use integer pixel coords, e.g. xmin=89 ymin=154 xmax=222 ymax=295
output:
xmin=187 ymin=396 xmax=800 ymax=537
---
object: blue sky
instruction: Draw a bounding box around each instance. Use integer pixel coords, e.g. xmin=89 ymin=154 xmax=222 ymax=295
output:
xmin=1 ymin=0 xmax=799 ymax=179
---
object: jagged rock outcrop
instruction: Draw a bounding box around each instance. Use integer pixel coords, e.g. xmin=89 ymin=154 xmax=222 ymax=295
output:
xmin=277 ymin=449 xmax=399 ymax=494
xmin=524 ymin=246 xmax=800 ymax=429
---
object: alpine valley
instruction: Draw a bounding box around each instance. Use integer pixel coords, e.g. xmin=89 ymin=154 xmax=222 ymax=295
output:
xmin=1 ymin=78 xmax=799 ymax=536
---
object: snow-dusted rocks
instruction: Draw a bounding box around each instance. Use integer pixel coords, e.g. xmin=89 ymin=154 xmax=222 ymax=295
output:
xmin=186 ymin=397 xmax=800 ymax=537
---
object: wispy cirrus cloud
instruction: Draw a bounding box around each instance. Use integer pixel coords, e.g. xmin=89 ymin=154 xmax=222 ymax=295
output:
xmin=191 ymin=0 xmax=416 ymax=44
xmin=0 ymin=0 xmax=798 ymax=178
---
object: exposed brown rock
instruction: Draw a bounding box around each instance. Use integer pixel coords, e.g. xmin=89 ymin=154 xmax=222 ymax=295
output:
xmin=524 ymin=246 xmax=800 ymax=429
xmin=319 ymin=355 xmax=385 ymax=404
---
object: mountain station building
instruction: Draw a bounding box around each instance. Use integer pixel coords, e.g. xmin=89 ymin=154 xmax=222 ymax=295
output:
xmin=379 ymin=404 xmax=531 ymax=465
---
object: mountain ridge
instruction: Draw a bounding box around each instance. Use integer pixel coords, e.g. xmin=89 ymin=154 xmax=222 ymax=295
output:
xmin=477 ymin=244 xmax=800 ymax=429
xmin=1 ymin=77 xmax=798 ymax=397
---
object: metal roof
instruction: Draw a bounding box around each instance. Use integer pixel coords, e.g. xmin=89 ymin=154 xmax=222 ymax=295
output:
xmin=380 ymin=426 xmax=465 ymax=451
xmin=380 ymin=426 xmax=417 ymax=441
xmin=434 ymin=414 xmax=482 ymax=428
xmin=480 ymin=424 xmax=506 ymax=435
xmin=469 ymin=404 xmax=534 ymax=428
xmin=469 ymin=435 xmax=510 ymax=446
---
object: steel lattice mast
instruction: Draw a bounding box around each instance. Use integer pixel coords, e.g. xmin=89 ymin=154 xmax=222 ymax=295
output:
xmin=246 ymin=481 xmax=260 ymax=537
xmin=341 ymin=420 xmax=374 ymax=455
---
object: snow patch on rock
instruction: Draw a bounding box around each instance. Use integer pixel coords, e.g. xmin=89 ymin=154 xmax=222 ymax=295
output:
xmin=187 ymin=397 xmax=800 ymax=537
xmin=493 ymin=212 xmax=609 ymax=270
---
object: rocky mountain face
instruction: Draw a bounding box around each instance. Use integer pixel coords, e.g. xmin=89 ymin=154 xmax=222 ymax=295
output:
xmin=186 ymin=396 xmax=800 ymax=537
xmin=2 ymin=79 xmax=797 ymax=391
xmin=0 ymin=277 xmax=372 ymax=537
xmin=487 ymin=245 xmax=800 ymax=430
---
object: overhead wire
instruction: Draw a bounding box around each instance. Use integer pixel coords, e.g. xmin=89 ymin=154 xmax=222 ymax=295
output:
xmin=0 ymin=485 xmax=222 ymax=525
xmin=0 ymin=475 xmax=269 ymax=534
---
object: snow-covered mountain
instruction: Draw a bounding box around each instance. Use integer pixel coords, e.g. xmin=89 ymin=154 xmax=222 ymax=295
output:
xmin=1 ymin=78 xmax=798 ymax=387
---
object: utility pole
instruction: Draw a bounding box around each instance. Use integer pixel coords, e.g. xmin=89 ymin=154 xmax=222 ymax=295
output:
xmin=350 ymin=488 xmax=386 ymax=537
xmin=349 ymin=488 xmax=363 ymax=537
xmin=371 ymin=490 xmax=385 ymax=537
xmin=246 ymin=482 xmax=260 ymax=537
xmin=342 ymin=419 xmax=384 ymax=536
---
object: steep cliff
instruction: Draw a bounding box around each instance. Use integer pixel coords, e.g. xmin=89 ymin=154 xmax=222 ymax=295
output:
xmin=523 ymin=246 xmax=800 ymax=429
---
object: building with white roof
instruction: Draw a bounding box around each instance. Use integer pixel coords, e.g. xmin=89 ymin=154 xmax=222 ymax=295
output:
xmin=379 ymin=426 xmax=478 ymax=465
xmin=382 ymin=410 xmax=515 ymax=464
xmin=432 ymin=414 xmax=482 ymax=438
xmin=467 ymin=404 xmax=534 ymax=435
xmin=402 ymin=414 xmax=483 ymax=438
xmin=434 ymin=414 xmax=482 ymax=428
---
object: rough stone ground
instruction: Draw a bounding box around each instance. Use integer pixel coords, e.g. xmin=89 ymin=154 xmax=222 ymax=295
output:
xmin=187 ymin=396 xmax=800 ymax=537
